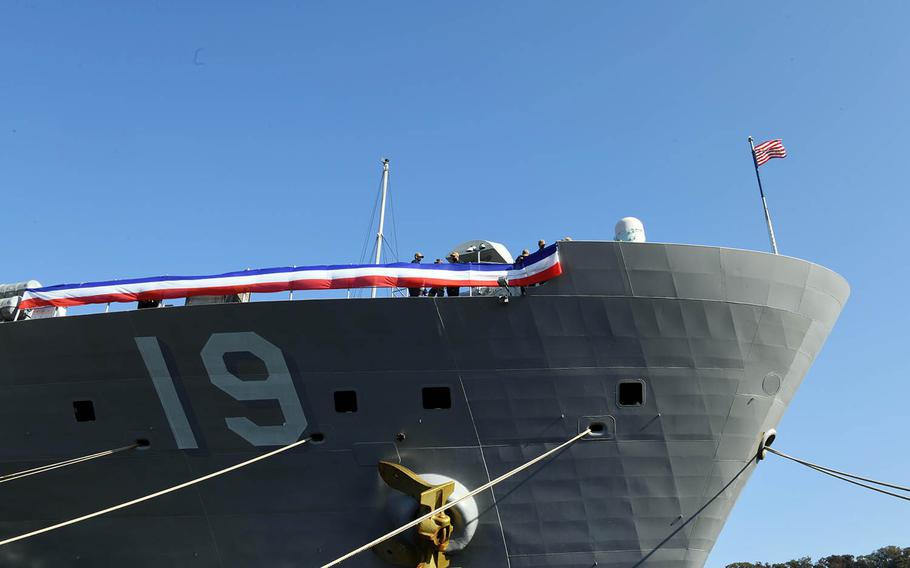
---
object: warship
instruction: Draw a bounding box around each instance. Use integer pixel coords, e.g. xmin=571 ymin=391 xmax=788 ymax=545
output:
xmin=0 ymin=162 xmax=848 ymax=567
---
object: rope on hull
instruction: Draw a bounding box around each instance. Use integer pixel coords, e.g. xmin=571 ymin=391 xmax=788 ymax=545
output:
xmin=320 ymin=428 xmax=593 ymax=568
xmin=0 ymin=436 xmax=312 ymax=547
xmin=0 ymin=442 xmax=140 ymax=484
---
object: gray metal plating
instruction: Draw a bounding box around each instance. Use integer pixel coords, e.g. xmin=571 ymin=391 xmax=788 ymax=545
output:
xmin=0 ymin=241 xmax=848 ymax=567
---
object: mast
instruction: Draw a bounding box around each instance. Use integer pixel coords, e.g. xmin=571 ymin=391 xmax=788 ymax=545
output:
xmin=371 ymin=158 xmax=390 ymax=298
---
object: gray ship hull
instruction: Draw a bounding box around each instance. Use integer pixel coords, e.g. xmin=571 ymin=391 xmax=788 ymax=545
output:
xmin=0 ymin=241 xmax=848 ymax=567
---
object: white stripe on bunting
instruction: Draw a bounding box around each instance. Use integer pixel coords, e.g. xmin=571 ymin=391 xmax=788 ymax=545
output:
xmin=20 ymin=245 xmax=562 ymax=309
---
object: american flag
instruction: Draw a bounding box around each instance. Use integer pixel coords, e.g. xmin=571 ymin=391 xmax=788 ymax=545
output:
xmin=753 ymin=139 xmax=787 ymax=167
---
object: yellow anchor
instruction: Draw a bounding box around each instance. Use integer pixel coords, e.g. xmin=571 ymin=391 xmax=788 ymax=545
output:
xmin=373 ymin=461 xmax=456 ymax=568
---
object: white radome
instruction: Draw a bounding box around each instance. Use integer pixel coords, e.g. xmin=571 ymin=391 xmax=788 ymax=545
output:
xmin=615 ymin=217 xmax=646 ymax=243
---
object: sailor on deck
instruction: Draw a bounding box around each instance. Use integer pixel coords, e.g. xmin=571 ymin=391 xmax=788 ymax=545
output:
xmin=514 ymin=249 xmax=532 ymax=296
xmin=428 ymin=259 xmax=445 ymax=297
xmin=408 ymin=252 xmax=424 ymax=297
xmin=446 ymin=252 xmax=460 ymax=297
xmin=515 ymin=249 xmax=530 ymax=265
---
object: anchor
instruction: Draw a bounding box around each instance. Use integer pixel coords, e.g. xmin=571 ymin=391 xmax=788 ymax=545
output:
xmin=373 ymin=461 xmax=456 ymax=568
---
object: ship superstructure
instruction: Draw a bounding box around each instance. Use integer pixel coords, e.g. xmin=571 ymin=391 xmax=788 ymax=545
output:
xmin=0 ymin=239 xmax=848 ymax=567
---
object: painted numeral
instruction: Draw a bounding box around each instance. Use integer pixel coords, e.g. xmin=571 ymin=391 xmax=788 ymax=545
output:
xmin=135 ymin=336 xmax=199 ymax=449
xmin=201 ymin=332 xmax=308 ymax=446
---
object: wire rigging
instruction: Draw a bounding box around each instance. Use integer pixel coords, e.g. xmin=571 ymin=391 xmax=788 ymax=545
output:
xmin=351 ymin=173 xmax=385 ymax=299
xmin=386 ymin=168 xmax=400 ymax=262
xmin=357 ymin=176 xmax=384 ymax=266
xmin=0 ymin=442 xmax=139 ymax=485
xmin=383 ymin=172 xmax=404 ymax=296
xmin=764 ymin=447 xmax=910 ymax=502
xmin=319 ymin=429 xmax=593 ymax=568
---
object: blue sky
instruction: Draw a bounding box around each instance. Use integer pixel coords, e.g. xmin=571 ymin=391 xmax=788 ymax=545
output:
xmin=2 ymin=1 xmax=908 ymax=564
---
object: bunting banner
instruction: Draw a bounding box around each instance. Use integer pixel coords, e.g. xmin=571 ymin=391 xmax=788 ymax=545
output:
xmin=19 ymin=244 xmax=562 ymax=309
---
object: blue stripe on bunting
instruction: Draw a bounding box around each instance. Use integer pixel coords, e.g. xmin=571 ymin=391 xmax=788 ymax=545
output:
xmin=27 ymin=244 xmax=559 ymax=294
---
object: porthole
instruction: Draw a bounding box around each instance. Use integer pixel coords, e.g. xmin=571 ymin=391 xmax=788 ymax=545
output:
xmin=73 ymin=400 xmax=96 ymax=422
xmin=422 ymin=387 xmax=452 ymax=410
xmin=617 ymin=380 xmax=645 ymax=407
xmin=334 ymin=390 xmax=358 ymax=413
xmin=762 ymin=372 xmax=782 ymax=396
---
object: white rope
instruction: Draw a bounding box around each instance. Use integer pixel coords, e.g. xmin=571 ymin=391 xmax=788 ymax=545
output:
xmin=764 ymin=447 xmax=910 ymax=493
xmin=320 ymin=429 xmax=592 ymax=568
xmin=0 ymin=436 xmax=311 ymax=547
xmin=1 ymin=451 xmax=112 ymax=483
xmin=0 ymin=443 xmax=139 ymax=484
xmin=765 ymin=447 xmax=910 ymax=502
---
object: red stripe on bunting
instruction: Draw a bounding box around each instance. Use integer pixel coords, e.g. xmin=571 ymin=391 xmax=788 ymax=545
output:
xmin=18 ymin=265 xmax=562 ymax=309
xmin=507 ymin=263 xmax=563 ymax=287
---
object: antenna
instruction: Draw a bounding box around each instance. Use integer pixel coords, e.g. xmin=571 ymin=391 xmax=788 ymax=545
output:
xmin=371 ymin=158 xmax=390 ymax=299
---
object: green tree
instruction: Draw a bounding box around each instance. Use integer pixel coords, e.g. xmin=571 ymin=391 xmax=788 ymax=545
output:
xmin=815 ymin=554 xmax=856 ymax=568
xmin=778 ymin=557 xmax=814 ymax=568
xmin=856 ymin=546 xmax=910 ymax=568
xmin=726 ymin=547 xmax=910 ymax=568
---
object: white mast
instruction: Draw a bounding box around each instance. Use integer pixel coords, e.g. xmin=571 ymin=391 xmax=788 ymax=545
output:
xmin=371 ymin=158 xmax=390 ymax=298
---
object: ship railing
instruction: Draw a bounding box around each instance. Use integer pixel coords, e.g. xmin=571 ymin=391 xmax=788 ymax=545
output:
xmin=2 ymin=282 xmax=520 ymax=323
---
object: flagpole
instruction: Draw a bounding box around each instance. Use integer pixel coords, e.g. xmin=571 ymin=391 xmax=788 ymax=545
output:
xmin=748 ymin=136 xmax=779 ymax=255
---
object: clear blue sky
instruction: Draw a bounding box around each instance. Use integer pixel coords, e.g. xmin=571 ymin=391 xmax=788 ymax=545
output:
xmin=2 ymin=2 xmax=907 ymax=564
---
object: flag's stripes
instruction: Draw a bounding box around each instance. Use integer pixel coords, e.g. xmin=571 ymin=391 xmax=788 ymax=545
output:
xmin=19 ymin=245 xmax=562 ymax=309
xmin=753 ymin=139 xmax=787 ymax=166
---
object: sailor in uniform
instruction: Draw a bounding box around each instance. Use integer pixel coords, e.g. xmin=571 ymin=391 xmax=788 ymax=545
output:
xmin=427 ymin=259 xmax=445 ymax=297
xmin=409 ymin=252 xmax=425 ymax=297
xmin=446 ymin=252 xmax=460 ymax=297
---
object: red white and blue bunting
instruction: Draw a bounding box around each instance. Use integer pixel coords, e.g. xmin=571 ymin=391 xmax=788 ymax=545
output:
xmin=19 ymin=245 xmax=562 ymax=309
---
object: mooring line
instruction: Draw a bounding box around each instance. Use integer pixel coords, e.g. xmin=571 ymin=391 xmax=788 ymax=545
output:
xmin=632 ymin=455 xmax=758 ymax=567
xmin=0 ymin=442 xmax=140 ymax=484
xmin=765 ymin=446 xmax=910 ymax=502
xmin=320 ymin=429 xmax=592 ymax=568
xmin=0 ymin=437 xmax=311 ymax=547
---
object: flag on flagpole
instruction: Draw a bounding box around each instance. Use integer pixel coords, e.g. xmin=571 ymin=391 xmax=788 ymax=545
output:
xmin=752 ymin=139 xmax=787 ymax=166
